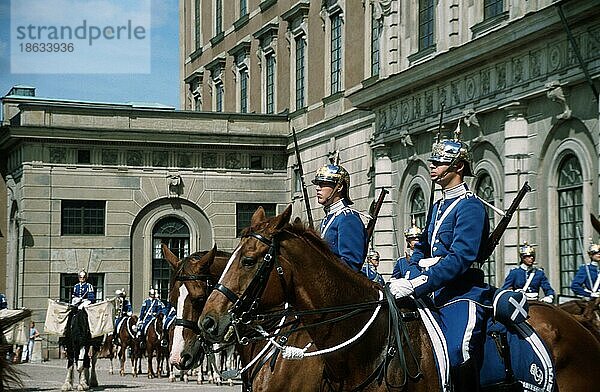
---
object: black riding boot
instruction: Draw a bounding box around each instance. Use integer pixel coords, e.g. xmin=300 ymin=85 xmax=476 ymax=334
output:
xmin=451 ymin=359 xmax=480 ymax=392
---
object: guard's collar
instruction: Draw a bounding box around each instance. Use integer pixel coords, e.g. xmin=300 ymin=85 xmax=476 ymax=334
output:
xmin=442 ymin=182 xmax=468 ymax=201
xmin=520 ymin=264 xmax=535 ymax=272
xmin=591 ymin=261 xmax=599 ymax=267
xmin=323 ymin=199 xmax=348 ymax=215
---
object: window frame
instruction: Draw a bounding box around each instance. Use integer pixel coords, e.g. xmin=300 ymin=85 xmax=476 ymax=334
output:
xmin=236 ymin=203 xmax=277 ymax=237
xmin=61 ymin=200 xmax=106 ymax=236
xmin=330 ymin=12 xmax=343 ymax=95
xmin=418 ymin=0 xmax=435 ymax=51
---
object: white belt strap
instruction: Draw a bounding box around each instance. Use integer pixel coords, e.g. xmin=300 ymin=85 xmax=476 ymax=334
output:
xmin=431 ymin=195 xmax=466 ymax=254
xmin=522 ymin=270 xmax=536 ymax=293
xmin=592 ymin=273 xmax=600 ymax=293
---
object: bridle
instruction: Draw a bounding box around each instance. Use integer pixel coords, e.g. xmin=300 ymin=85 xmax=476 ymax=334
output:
xmin=172 ymin=257 xmax=216 ymax=335
xmin=213 ymin=232 xmax=288 ymax=330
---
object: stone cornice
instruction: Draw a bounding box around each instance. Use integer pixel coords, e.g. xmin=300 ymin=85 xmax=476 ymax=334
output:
xmin=349 ymin=0 xmax=600 ymax=109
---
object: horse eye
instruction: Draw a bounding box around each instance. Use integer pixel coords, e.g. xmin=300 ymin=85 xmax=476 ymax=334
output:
xmin=241 ymin=256 xmax=257 ymax=267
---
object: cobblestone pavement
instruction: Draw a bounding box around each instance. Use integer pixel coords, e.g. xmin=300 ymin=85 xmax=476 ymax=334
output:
xmin=11 ymin=359 xmax=243 ymax=391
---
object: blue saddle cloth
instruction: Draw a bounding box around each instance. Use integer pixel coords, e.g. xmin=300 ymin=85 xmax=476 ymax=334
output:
xmin=479 ymin=290 xmax=555 ymax=391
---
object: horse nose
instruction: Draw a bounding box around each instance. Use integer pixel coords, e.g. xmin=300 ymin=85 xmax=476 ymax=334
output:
xmin=200 ymin=315 xmax=217 ymax=335
xmin=180 ymin=338 xmax=204 ymax=370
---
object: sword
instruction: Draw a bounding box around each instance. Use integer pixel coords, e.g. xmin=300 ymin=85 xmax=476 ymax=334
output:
xmin=292 ymin=127 xmax=314 ymax=229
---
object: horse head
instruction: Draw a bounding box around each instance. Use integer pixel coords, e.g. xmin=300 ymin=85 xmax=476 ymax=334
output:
xmin=163 ymin=243 xmax=231 ymax=370
xmin=199 ymin=205 xmax=376 ymax=346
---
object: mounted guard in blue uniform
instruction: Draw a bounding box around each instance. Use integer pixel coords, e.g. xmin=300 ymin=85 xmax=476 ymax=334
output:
xmin=112 ymin=289 xmax=133 ymax=345
xmin=72 ymin=270 xmax=95 ymax=308
xmin=501 ymin=242 xmax=555 ymax=303
xmin=392 ymin=221 xmax=422 ymax=279
xmin=160 ymin=303 xmax=176 ymax=347
xmin=571 ymin=243 xmax=600 ymax=298
xmin=361 ymin=250 xmax=385 ymax=285
xmin=136 ymin=288 xmax=165 ymax=347
xmin=313 ymin=162 xmax=368 ymax=272
xmin=390 ymin=133 xmax=555 ymax=392
xmin=389 ymin=135 xmax=492 ymax=391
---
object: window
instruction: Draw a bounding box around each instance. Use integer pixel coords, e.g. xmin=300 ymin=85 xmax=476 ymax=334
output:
xmin=250 ymin=155 xmax=263 ymax=170
xmin=60 ymin=273 xmax=104 ymax=302
xmin=409 ymin=187 xmax=427 ymax=230
xmin=240 ymin=0 xmax=247 ymax=17
xmin=215 ymin=0 xmax=223 ymax=35
xmin=266 ymin=53 xmax=275 ymax=114
xmin=295 ymin=36 xmax=306 ymax=109
xmin=240 ymin=68 xmax=248 ymax=113
xmin=484 ymin=0 xmax=503 ymax=20
xmin=418 ymin=0 xmax=434 ymax=50
xmin=476 ymin=173 xmax=496 ymax=285
xmin=195 ymin=0 xmax=202 ymax=49
xmin=77 ymin=149 xmax=91 ymax=164
xmin=236 ymin=203 xmax=276 ymax=236
xmin=216 ymin=82 xmax=224 ymax=112
xmin=558 ymin=155 xmax=583 ymax=296
xmin=370 ymin=4 xmax=382 ymax=77
xmin=293 ymin=167 xmax=302 ymax=194
xmin=61 ymin=200 xmax=105 ymax=235
xmin=330 ymin=13 xmax=343 ymax=94
xmin=152 ymin=217 xmax=190 ymax=301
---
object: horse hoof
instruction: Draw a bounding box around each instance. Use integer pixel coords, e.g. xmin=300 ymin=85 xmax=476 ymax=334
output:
xmin=77 ymin=384 xmax=89 ymax=391
xmin=61 ymin=383 xmax=73 ymax=391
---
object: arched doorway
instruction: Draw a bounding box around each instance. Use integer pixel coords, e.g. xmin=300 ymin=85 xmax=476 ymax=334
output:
xmin=152 ymin=217 xmax=190 ymax=301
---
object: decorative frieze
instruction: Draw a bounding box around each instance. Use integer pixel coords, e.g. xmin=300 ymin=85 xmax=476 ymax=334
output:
xmin=374 ymin=27 xmax=600 ymax=139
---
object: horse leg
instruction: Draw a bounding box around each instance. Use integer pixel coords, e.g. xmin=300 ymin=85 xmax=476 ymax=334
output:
xmin=77 ymin=367 xmax=89 ymax=391
xmin=89 ymin=354 xmax=98 ymax=388
xmin=147 ymin=349 xmax=154 ymax=379
xmin=62 ymin=364 xmax=74 ymax=391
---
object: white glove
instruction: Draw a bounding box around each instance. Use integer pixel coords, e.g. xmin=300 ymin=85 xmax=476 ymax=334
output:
xmin=591 ymin=292 xmax=600 ymax=298
xmin=388 ymin=278 xmax=414 ymax=298
xmin=540 ymin=296 xmax=553 ymax=303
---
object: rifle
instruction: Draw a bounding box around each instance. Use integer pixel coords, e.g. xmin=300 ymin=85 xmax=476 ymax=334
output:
xmin=366 ymin=188 xmax=389 ymax=243
xmin=291 ymin=127 xmax=314 ymax=229
xmin=481 ymin=181 xmax=531 ymax=262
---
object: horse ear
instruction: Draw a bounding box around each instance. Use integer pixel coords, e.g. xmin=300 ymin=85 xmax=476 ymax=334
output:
xmin=206 ymin=244 xmax=217 ymax=264
xmin=251 ymin=206 xmax=266 ymax=226
xmin=293 ymin=217 xmax=302 ymax=225
xmin=162 ymin=243 xmax=179 ymax=269
xmin=272 ymin=205 xmax=292 ymax=230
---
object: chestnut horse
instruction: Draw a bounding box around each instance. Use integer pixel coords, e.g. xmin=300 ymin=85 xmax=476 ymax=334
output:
xmin=114 ymin=315 xmax=141 ymax=377
xmin=557 ymin=297 xmax=600 ymax=342
xmin=162 ymin=244 xmax=326 ymax=391
xmin=143 ymin=312 xmax=165 ymax=378
xmin=199 ymin=205 xmax=600 ymax=391
xmin=199 ymin=206 xmax=438 ymax=391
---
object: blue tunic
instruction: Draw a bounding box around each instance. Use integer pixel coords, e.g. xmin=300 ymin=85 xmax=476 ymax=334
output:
xmin=361 ymin=263 xmax=385 ymax=285
xmin=162 ymin=304 xmax=177 ymax=331
xmin=0 ymin=293 xmax=7 ymax=309
xmin=571 ymin=262 xmax=599 ymax=297
xmin=501 ymin=265 xmax=555 ymax=297
xmin=139 ymin=298 xmax=165 ymax=329
xmin=115 ymin=299 xmax=133 ymax=328
xmin=320 ymin=199 xmax=367 ymax=272
xmin=72 ymin=282 xmax=96 ymax=303
xmin=407 ymin=183 xmax=492 ymax=367
xmin=391 ymin=256 xmax=420 ymax=279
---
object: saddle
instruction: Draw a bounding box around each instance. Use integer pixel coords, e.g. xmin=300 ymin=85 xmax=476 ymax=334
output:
xmin=413 ymin=289 xmax=555 ymax=392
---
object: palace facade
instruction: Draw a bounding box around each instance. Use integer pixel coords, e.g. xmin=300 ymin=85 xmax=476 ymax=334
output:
xmin=1 ymin=0 xmax=599 ymax=330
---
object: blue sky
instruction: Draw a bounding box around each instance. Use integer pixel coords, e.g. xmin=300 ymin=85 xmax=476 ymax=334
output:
xmin=0 ymin=0 xmax=180 ymax=108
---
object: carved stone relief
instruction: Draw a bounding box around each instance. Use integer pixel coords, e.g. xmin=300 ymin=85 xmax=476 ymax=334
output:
xmin=102 ymin=149 xmax=118 ymax=165
xmin=49 ymin=147 xmax=66 ymax=164
xmin=225 ymin=153 xmax=241 ymax=169
xmin=152 ymin=151 xmax=169 ymax=167
xmin=202 ymin=152 xmax=218 ymax=168
xmin=127 ymin=150 xmax=143 ymax=166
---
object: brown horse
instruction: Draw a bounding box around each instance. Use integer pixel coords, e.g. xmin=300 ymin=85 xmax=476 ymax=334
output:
xmin=199 ymin=205 xmax=600 ymax=391
xmin=113 ymin=315 xmax=141 ymax=377
xmin=199 ymin=206 xmax=439 ymax=391
xmin=557 ymin=297 xmax=600 ymax=342
xmin=143 ymin=312 xmax=165 ymax=378
xmin=162 ymin=244 xmax=326 ymax=391
xmin=527 ymin=301 xmax=600 ymax=391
